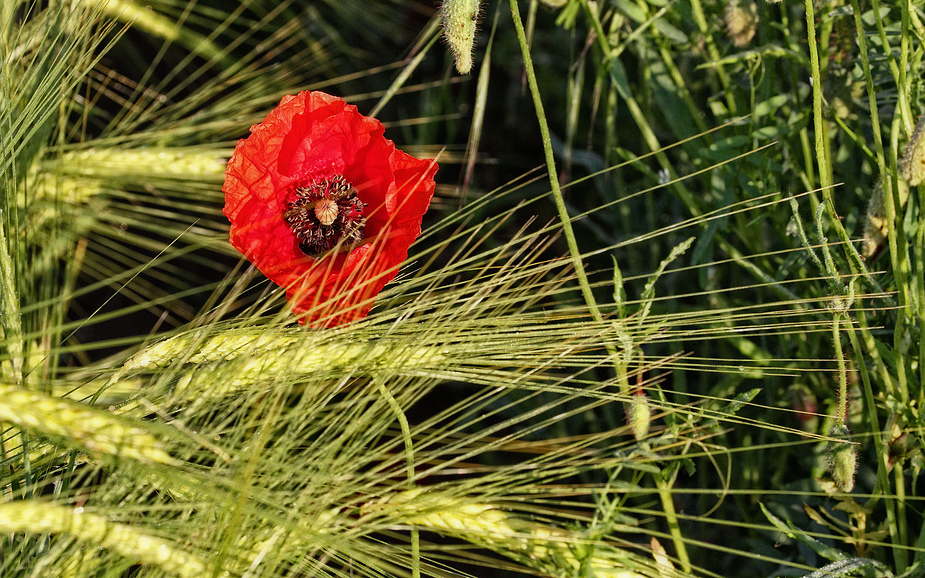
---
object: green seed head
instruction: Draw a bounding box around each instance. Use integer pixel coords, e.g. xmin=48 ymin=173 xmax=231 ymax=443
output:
xmin=441 ymin=0 xmax=480 ymax=74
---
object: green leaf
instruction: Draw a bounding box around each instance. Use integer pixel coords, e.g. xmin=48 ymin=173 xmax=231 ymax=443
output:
xmin=760 ymin=503 xmax=848 ymax=562
xmin=609 ymin=58 xmax=633 ymax=101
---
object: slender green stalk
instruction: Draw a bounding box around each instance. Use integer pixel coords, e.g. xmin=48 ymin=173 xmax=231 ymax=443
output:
xmin=894 ymin=461 xmax=909 ymax=569
xmin=855 ymin=309 xmax=905 ymax=571
xmin=831 ymin=313 xmax=848 ymax=426
xmin=803 ymin=0 xmax=831 ymax=194
xmin=899 ymin=0 xmax=911 ymax=134
xmin=919 ymin=182 xmax=925 ymax=410
xmin=655 ymin=472 xmax=690 ymax=573
xmin=369 ymin=17 xmax=441 ymax=117
xmin=804 ymin=0 xmax=872 ymax=284
xmin=376 ymin=379 xmax=420 ymax=578
xmin=507 ymin=1 xmax=609 ymax=340
xmin=886 ymin=123 xmax=910 ymax=405
xmin=846 ymin=309 xmax=891 ymax=499
xmin=867 ymin=0 xmax=913 ymax=132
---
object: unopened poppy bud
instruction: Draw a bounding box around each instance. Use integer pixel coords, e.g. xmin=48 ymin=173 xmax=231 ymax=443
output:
xmin=442 ymin=0 xmax=480 ymax=74
xmin=626 ymin=393 xmax=651 ymax=442
xmin=827 ymin=426 xmax=857 ymax=493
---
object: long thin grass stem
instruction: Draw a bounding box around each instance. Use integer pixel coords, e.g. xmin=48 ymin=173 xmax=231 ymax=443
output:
xmin=507 ymin=0 xmax=613 ymax=353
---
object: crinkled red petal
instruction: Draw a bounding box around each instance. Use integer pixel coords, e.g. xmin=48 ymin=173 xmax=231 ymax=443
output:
xmin=223 ymin=90 xmax=437 ymax=327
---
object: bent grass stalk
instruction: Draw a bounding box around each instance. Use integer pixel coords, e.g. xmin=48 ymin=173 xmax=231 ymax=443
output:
xmin=846 ymin=0 xmax=911 ymax=566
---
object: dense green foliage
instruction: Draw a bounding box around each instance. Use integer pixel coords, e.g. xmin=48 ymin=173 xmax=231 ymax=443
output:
xmin=2 ymin=0 xmax=925 ymax=577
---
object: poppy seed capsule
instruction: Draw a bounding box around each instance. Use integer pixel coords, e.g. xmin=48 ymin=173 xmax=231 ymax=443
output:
xmin=315 ymin=198 xmax=339 ymax=226
xmin=283 ymin=175 xmax=367 ymax=256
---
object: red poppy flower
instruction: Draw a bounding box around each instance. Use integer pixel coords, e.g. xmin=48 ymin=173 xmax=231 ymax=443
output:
xmin=222 ymin=90 xmax=438 ymax=327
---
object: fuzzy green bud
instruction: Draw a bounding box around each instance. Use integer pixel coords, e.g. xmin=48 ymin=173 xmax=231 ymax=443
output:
xmin=442 ymin=0 xmax=480 ymax=74
xmin=827 ymin=426 xmax=857 ymax=493
xmin=626 ymin=394 xmax=651 ymax=442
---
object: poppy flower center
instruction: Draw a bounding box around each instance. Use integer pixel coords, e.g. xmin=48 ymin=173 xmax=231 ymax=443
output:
xmin=282 ymin=175 xmax=367 ymax=256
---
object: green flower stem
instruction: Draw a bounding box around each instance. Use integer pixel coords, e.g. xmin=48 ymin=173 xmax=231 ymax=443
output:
xmin=894 ymin=462 xmax=909 ymax=570
xmin=831 ymin=313 xmax=848 ymax=427
xmin=848 ymin=0 xmax=911 ymax=414
xmin=849 ymin=0 xmax=914 ymax=403
xmin=804 ymin=0 xmax=875 ymax=289
xmin=376 ymin=379 xmax=420 ymax=578
xmin=887 ymin=121 xmax=911 ymax=404
xmin=803 ymin=0 xmax=832 ymax=195
xmin=508 ymin=0 xmax=616 ymax=369
xmin=900 ymin=0 xmax=911 ymax=133
xmin=847 ymin=314 xmax=899 ymax=534
xmin=510 ymin=4 xmax=693 ymax=569
xmin=919 ymin=182 xmax=925 ymax=410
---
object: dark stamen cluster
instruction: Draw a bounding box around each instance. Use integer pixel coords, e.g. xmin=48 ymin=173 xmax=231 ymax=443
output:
xmin=283 ymin=175 xmax=366 ymax=256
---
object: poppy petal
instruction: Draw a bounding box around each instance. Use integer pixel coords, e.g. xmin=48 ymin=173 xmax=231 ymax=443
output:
xmin=223 ymin=90 xmax=437 ymax=327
